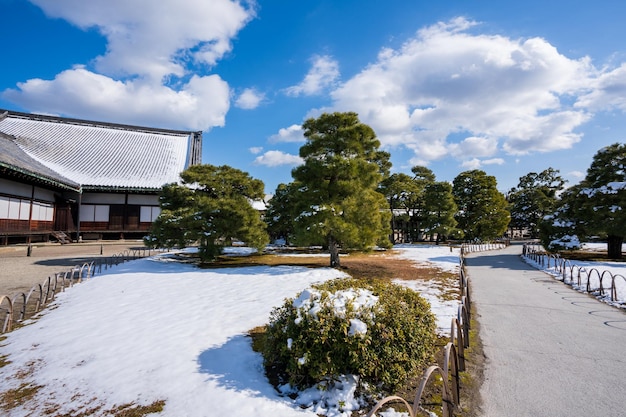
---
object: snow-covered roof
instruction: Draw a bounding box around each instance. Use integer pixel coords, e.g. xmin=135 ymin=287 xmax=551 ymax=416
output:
xmin=0 ymin=110 xmax=202 ymax=192
xmin=0 ymin=131 xmax=81 ymax=192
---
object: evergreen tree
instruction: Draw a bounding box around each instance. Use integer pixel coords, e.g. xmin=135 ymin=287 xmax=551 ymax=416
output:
xmin=379 ymin=173 xmax=420 ymax=243
xmin=508 ymin=168 xmax=566 ymax=238
xmin=147 ymin=164 xmax=269 ymax=261
xmin=541 ymin=144 xmax=626 ymax=258
xmin=291 ymin=112 xmax=392 ymax=267
xmin=580 ymin=143 xmax=626 ymax=259
xmin=379 ymin=166 xmax=436 ymax=242
xmin=422 ymin=181 xmax=460 ymax=243
xmin=265 ymin=182 xmax=299 ymax=245
xmin=452 ymin=170 xmax=510 ymax=241
xmin=538 ymin=183 xmax=586 ymax=251
xmin=408 ymin=166 xmax=436 ymax=241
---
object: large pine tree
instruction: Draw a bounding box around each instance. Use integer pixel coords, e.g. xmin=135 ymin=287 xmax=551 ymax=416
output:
xmin=147 ymin=164 xmax=269 ymax=261
xmin=290 ymin=112 xmax=392 ymax=267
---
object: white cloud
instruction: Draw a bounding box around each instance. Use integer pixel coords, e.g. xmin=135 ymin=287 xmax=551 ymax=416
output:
xmin=460 ymin=158 xmax=482 ymax=170
xmin=3 ymin=0 xmax=255 ymax=131
xmin=449 ymin=136 xmax=498 ymax=159
xmin=460 ymin=157 xmax=505 ymax=170
xmin=268 ymin=124 xmax=305 ymax=143
xmin=253 ymin=150 xmax=303 ymax=167
xmin=3 ymin=67 xmax=230 ymax=131
xmin=30 ymin=0 xmax=255 ymax=81
xmin=328 ymin=17 xmax=595 ymax=165
xmin=249 ymin=146 xmax=263 ymax=155
xmin=568 ymin=170 xmax=586 ymax=180
xmin=575 ymin=63 xmax=626 ymax=111
xmin=483 ymin=158 xmax=505 ymax=165
xmin=285 ymin=55 xmax=340 ymax=96
xmin=235 ymin=88 xmax=265 ymax=110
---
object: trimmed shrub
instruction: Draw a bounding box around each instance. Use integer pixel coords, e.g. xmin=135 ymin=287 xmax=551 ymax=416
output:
xmin=262 ymin=278 xmax=437 ymax=394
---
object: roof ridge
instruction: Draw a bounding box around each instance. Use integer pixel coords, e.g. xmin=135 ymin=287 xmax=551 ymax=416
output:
xmin=0 ymin=108 xmax=201 ymax=136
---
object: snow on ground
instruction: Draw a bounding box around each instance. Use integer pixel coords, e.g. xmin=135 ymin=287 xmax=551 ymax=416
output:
xmin=393 ymin=243 xmax=461 ymax=273
xmin=524 ymin=244 xmax=626 ymax=307
xmin=392 ymin=244 xmax=462 ymax=333
xmin=0 ymin=245 xmax=460 ymax=417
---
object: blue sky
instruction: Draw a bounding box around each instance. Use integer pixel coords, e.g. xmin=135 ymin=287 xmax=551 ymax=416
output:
xmin=2 ymin=0 xmax=626 ymax=195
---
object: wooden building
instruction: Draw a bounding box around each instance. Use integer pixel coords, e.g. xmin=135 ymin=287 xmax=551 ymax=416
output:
xmin=0 ymin=110 xmax=202 ymax=244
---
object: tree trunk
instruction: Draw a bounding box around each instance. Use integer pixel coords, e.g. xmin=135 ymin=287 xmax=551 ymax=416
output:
xmin=607 ymin=235 xmax=623 ymax=260
xmin=328 ymin=236 xmax=340 ymax=268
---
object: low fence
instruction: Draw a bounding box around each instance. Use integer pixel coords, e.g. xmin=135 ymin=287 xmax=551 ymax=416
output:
xmin=0 ymin=248 xmax=154 ymax=334
xmin=367 ymin=241 xmax=507 ymax=417
xmin=523 ymin=244 xmax=626 ymax=306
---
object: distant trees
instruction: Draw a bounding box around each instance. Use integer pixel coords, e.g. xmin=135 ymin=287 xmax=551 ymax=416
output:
xmin=508 ymin=168 xmax=566 ymax=238
xmin=379 ymin=166 xmax=460 ymax=243
xmin=380 ymin=167 xmax=432 ymax=242
xmin=264 ymin=182 xmax=298 ymax=245
xmin=379 ymin=173 xmax=420 ymax=237
xmin=286 ymin=112 xmax=392 ymax=267
xmin=147 ymin=164 xmax=269 ymax=261
xmin=452 ymin=170 xmax=510 ymax=241
xmin=541 ymin=143 xmax=626 ymax=259
xmin=422 ymin=181 xmax=460 ymax=243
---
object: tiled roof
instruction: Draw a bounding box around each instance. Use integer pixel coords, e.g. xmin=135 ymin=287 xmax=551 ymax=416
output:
xmin=0 ymin=110 xmax=202 ymax=191
xmin=0 ymin=132 xmax=81 ymax=191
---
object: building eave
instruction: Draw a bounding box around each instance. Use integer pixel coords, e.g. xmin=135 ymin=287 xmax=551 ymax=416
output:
xmin=0 ymin=163 xmax=82 ymax=193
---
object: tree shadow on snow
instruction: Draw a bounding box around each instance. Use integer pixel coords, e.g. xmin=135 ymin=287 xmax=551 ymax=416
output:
xmin=427 ymin=255 xmax=461 ymax=266
xmin=197 ymin=335 xmax=288 ymax=400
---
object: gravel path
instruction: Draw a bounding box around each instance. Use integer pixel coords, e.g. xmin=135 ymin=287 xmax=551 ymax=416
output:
xmin=0 ymin=241 xmax=147 ymax=297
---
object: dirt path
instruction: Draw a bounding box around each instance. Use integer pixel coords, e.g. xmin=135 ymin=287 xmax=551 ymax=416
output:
xmin=0 ymin=241 xmax=147 ymax=297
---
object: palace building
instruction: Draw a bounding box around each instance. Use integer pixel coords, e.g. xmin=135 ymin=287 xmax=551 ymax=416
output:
xmin=0 ymin=109 xmax=202 ymax=244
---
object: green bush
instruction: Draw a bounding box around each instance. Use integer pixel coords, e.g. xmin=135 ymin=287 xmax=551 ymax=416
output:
xmin=262 ymin=278 xmax=437 ymax=394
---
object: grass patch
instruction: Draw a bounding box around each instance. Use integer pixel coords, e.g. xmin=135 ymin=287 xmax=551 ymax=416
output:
xmin=112 ymin=400 xmax=166 ymax=417
xmin=0 ymin=354 xmax=9 ymax=368
xmin=456 ymin=304 xmax=485 ymax=417
xmin=40 ymin=399 xmax=166 ymax=417
xmin=0 ymin=383 xmax=42 ymax=409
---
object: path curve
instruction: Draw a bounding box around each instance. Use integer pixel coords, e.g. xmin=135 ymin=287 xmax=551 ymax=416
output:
xmin=465 ymin=242 xmax=626 ymax=417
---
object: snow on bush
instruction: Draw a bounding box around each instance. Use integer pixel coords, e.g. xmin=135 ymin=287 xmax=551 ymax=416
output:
xmin=548 ymin=234 xmax=581 ymax=251
xmin=262 ymin=278 xmax=437 ymax=405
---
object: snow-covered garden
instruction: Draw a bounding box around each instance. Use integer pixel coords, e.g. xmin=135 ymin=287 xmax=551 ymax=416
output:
xmin=1 ymin=242 xmax=624 ymax=417
xmin=0 ymin=245 xmax=461 ymax=417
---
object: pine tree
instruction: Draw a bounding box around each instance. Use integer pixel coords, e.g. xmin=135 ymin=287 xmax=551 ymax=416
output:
xmin=380 ymin=173 xmax=420 ymax=243
xmin=379 ymin=166 xmax=436 ymax=242
xmin=147 ymin=164 xmax=269 ymax=261
xmin=452 ymin=170 xmax=510 ymax=241
xmin=265 ymin=182 xmax=299 ymax=245
xmin=422 ymin=181 xmax=460 ymax=243
xmin=580 ymin=143 xmax=626 ymax=258
xmin=508 ymin=168 xmax=566 ymax=238
xmin=291 ymin=112 xmax=392 ymax=267
xmin=540 ymin=144 xmax=626 ymax=258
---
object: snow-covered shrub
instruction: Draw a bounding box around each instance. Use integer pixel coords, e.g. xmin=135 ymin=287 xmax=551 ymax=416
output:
xmin=262 ymin=278 xmax=437 ymax=394
xmin=548 ymin=234 xmax=581 ymax=251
